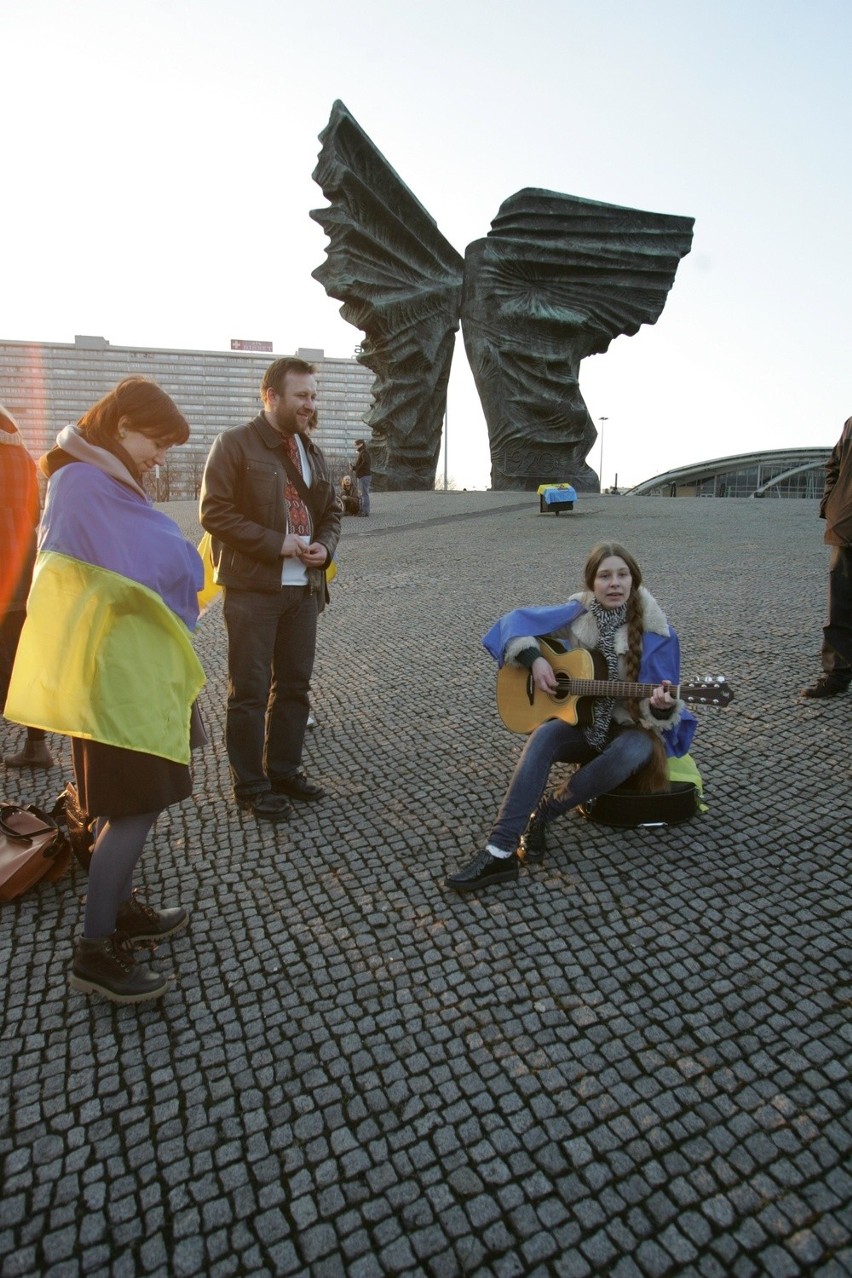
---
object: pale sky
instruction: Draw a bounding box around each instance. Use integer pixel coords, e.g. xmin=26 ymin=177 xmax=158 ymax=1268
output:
xmin=3 ymin=0 xmax=850 ymax=488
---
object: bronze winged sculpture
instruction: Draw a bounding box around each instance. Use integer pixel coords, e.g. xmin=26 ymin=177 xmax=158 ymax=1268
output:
xmin=311 ymin=101 xmax=694 ymax=492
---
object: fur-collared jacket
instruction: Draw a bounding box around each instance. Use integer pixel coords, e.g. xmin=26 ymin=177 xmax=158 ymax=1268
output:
xmin=482 ymin=586 xmax=696 ymax=756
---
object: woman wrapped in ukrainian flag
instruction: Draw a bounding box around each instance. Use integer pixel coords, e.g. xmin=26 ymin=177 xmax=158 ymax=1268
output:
xmin=5 ymin=377 xmax=205 ymax=1004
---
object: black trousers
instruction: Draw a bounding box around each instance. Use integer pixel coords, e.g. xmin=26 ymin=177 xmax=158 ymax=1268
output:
xmin=822 ymin=545 xmax=852 ymax=678
xmin=222 ymin=585 xmax=319 ymax=798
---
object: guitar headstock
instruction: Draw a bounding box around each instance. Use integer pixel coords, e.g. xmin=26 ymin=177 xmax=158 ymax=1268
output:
xmin=682 ymin=677 xmax=734 ymax=708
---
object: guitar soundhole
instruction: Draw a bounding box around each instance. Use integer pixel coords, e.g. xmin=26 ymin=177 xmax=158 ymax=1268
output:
xmin=551 ymin=677 xmax=572 ymax=702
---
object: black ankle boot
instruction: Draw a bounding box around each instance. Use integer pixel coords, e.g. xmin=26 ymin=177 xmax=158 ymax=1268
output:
xmin=116 ymin=893 xmax=188 ymax=941
xmin=70 ymin=933 xmax=168 ymax=1004
xmin=520 ymin=813 xmax=547 ymax=864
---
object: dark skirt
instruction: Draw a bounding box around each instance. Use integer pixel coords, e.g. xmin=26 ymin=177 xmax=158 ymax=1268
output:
xmin=72 ymin=738 xmax=192 ymax=818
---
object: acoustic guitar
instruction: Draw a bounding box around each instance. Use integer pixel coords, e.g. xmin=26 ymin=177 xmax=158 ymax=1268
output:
xmin=496 ymin=638 xmax=734 ymax=734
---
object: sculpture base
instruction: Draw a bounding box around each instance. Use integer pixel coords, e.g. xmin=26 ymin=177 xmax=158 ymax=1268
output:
xmin=491 ymin=460 xmax=599 ymax=493
xmin=368 ymin=439 xmax=441 ymax=491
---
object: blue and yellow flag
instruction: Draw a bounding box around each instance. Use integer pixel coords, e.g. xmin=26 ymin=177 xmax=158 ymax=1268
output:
xmin=5 ymin=464 xmax=205 ymax=765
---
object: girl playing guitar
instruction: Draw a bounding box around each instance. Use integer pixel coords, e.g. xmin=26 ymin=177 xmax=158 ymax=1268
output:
xmin=446 ymin=542 xmax=697 ymax=892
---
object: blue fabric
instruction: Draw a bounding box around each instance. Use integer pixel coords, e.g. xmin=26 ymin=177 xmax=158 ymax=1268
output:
xmin=482 ymin=602 xmax=587 ymax=663
xmin=41 ymin=464 xmax=203 ymax=631
xmin=482 ymin=600 xmax=697 ymax=757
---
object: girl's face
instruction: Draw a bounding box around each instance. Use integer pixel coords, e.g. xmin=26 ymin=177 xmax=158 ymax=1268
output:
xmin=120 ymin=429 xmax=173 ymax=473
xmin=592 ymin=555 xmax=633 ymax=609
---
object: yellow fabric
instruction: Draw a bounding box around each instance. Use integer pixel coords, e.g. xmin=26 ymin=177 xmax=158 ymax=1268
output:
xmin=196 ymin=531 xmax=222 ymax=613
xmin=5 ymin=552 xmax=205 ymax=764
xmin=667 ymin=752 xmax=708 ymax=810
xmin=536 ymin=483 xmax=575 ymax=494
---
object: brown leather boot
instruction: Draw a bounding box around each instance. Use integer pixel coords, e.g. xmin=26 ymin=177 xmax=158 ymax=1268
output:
xmin=4 ymin=736 xmax=55 ymax=769
xmin=69 ymin=933 xmax=168 ymax=1003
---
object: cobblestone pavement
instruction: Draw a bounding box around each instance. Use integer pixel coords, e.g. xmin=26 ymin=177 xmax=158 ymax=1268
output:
xmin=1 ymin=493 xmax=850 ymax=1278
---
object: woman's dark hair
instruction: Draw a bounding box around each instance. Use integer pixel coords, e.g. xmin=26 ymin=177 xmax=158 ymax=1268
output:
xmin=77 ymin=377 xmax=190 ymax=448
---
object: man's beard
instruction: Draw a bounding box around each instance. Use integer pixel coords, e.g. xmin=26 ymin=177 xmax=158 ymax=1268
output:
xmin=273 ymin=403 xmax=300 ymax=435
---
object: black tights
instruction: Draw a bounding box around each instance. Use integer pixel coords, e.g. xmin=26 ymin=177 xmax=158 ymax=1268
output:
xmin=83 ymin=812 xmax=158 ymax=939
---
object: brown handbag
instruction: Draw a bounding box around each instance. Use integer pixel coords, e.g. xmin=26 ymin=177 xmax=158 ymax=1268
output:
xmin=0 ymin=803 xmax=69 ymax=901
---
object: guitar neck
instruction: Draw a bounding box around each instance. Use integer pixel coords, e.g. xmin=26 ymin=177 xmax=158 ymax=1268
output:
xmin=567 ymin=680 xmax=676 ymax=700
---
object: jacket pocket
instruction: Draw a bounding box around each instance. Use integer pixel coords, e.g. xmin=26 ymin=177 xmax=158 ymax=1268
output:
xmin=224 ymin=545 xmax=275 ymax=587
xmin=242 ymin=461 xmax=280 ymax=521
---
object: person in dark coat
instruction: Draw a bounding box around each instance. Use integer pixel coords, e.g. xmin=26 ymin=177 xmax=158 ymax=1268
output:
xmin=199 ymin=357 xmax=341 ymax=822
xmin=352 ymin=437 xmax=372 ymax=516
xmin=802 ymin=416 xmax=852 ymax=697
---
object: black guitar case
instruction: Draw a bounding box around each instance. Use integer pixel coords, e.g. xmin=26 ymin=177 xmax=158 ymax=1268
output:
xmin=578 ymin=781 xmax=699 ymax=828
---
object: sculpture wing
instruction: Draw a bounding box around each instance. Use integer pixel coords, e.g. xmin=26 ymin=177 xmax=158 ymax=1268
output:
xmin=461 ymin=188 xmax=694 ymax=489
xmin=311 ymin=101 xmax=464 ymax=488
xmin=469 ymin=188 xmax=694 ymax=358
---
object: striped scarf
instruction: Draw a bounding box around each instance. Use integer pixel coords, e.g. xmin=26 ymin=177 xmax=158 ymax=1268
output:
xmin=584 ymin=600 xmax=627 ymax=750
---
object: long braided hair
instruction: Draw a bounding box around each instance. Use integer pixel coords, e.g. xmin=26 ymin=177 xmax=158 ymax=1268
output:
xmin=583 ymin=542 xmax=670 ymax=793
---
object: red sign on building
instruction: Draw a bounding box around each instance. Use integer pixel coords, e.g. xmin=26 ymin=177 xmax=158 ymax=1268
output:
xmin=230 ymin=339 xmax=273 ymax=352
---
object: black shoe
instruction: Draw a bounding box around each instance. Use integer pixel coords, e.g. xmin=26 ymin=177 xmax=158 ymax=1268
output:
xmin=446 ymin=848 xmax=519 ymax=893
xmin=802 ymin=675 xmax=850 ymax=699
xmin=520 ymin=813 xmax=547 ymax=864
xmin=70 ymin=934 xmax=168 ymax=1004
xmin=116 ymin=893 xmax=188 ymax=942
xmin=271 ymin=772 xmax=325 ymax=803
xmin=237 ymin=792 xmax=293 ymax=822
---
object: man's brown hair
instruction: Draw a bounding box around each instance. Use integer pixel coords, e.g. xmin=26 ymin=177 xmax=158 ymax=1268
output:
xmin=260 ymin=357 xmax=316 ymax=403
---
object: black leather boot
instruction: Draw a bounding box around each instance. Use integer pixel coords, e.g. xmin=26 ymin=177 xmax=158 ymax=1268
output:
xmin=70 ymin=934 xmax=168 ymax=1003
xmin=116 ymin=893 xmax=188 ymax=941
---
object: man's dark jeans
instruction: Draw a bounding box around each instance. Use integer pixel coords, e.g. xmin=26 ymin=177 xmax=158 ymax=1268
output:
xmin=822 ymin=545 xmax=852 ymax=679
xmin=222 ymin=585 xmax=318 ymax=799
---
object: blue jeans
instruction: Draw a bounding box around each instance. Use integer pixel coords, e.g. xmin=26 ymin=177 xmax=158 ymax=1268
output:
xmin=222 ymin=586 xmax=318 ymax=799
xmin=358 ymin=475 xmax=371 ymax=516
xmin=822 ymin=545 xmax=852 ymax=677
xmin=488 ymin=720 xmax=655 ymax=853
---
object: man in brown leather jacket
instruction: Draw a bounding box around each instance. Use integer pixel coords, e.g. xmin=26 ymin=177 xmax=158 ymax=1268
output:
xmin=802 ymin=415 xmax=852 ymax=698
xmin=200 ymin=358 xmax=341 ymax=820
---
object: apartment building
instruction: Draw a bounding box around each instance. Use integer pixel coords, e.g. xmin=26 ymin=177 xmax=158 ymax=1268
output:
xmin=0 ymin=336 xmax=374 ymax=497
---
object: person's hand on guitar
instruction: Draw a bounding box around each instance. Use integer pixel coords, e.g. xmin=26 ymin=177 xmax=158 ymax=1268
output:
xmin=649 ymin=679 xmax=676 ymax=716
xmin=531 ymin=656 xmax=560 ymax=694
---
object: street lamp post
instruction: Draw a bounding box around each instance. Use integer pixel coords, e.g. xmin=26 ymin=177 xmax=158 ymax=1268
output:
xmin=598 ymin=417 xmax=608 ymax=492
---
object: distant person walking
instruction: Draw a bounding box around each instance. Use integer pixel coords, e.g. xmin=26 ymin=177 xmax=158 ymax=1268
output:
xmin=353 ymin=437 xmax=371 ymax=516
xmin=802 ymin=415 xmax=852 ymax=698
xmin=199 ymin=357 xmax=340 ymax=822
xmin=0 ymin=404 xmax=55 ymax=769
